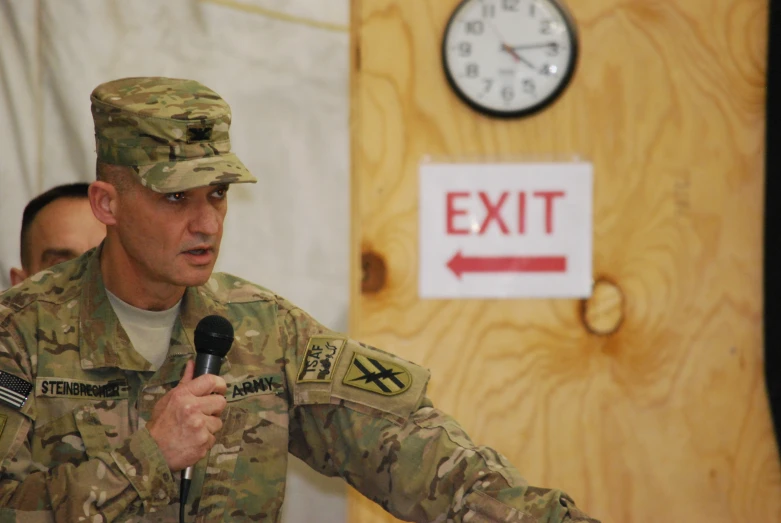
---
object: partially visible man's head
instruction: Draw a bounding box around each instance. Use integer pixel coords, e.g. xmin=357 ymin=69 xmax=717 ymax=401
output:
xmin=9 ymin=183 xmax=107 ymax=286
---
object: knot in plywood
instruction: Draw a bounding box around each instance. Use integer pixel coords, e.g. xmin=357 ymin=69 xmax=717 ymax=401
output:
xmin=361 ymin=251 xmax=387 ymax=294
xmin=581 ymin=278 xmax=624 ymax=335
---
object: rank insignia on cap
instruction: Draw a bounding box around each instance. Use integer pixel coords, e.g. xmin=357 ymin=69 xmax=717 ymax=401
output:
xmin=186 ymin=125 xmax=213 ymax=143
xmin=342 ymin=353 xmax=411 ymax=396
xmin=0 ymin=371 xmax=33 ymax=410
xmin=297 ymin=336 xmax=347 ymax=383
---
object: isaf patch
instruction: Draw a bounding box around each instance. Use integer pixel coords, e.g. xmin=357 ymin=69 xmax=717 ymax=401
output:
xmin=342 ymin=353 xmax=411 ymax=396
xmin=0 ymin=371 xmax=33 ymax=410
xmin=296 ymin=336 xmax=346 ymax=383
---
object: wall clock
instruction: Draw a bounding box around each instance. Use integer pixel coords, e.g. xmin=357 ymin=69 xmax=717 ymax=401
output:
xmin=442 ymin=0 xmax=578 ymax=118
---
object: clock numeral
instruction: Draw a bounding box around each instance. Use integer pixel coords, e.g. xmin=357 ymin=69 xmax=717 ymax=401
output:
xmin=457 ymin=42 xmax=472 ymax=57
xmin=546 ymin=42 xmax=560 ymax=56
xmin=522 ymin=78 xmax=536 ymax=95
xmin=540 ymin=63 xmax=558 ymax=76
xmin=465 ymin=20 xmax=484 ymax=35
xmin=482 ymin=4 xmax=495 ymax=18
xmin=483 ymin=79 xmax=494 ymax=93
xmin=502 ymin=0 xmax=520 ymax=11
xmin=501 ymin=86 xmax=515 ymax=101
xmin=529 ymin=2 xmax=536 ymax=17
xmin=466 ymin=63 xmax=479 ymax=78
xmin=540 ymin=19 xmax=556 ymax=35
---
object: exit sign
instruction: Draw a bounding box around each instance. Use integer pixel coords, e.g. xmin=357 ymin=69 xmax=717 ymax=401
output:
xmin=419 ymin=162 xmax=593 ymax=299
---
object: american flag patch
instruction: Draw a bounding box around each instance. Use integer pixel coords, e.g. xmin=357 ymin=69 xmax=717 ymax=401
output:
xmin=0 ymin=371 xmax=33 ymax=410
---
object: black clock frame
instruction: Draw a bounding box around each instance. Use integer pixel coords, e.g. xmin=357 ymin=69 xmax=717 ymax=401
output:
xmin=441 ymin=0 xmax=580 ymax=119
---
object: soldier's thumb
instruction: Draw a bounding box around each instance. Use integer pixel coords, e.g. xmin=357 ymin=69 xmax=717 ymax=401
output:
xmin=179 ymin=359 xmax=195 ymax=385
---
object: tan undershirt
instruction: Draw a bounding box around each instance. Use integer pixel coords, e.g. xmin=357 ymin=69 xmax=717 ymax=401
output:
xmin=105 ymin=288 xmax=181 ymax=370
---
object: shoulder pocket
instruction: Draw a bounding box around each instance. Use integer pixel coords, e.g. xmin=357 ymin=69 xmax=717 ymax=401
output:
xmin=0 ymin=404 xmax=32 ymax=469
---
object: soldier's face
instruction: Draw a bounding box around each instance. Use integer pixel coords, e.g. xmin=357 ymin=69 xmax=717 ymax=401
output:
xmin=113 ymin=182 xmax=229 ymax=288
xmin=27 ymin=198 xmax=106 ymax=274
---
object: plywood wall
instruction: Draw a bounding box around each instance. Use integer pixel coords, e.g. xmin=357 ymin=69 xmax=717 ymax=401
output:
xmin=349 ymin=0 xmax=780 ymax=522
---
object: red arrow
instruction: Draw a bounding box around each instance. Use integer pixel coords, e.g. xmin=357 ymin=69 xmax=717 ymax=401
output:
xmin=447 ymin=251 xmax=567 ymax=279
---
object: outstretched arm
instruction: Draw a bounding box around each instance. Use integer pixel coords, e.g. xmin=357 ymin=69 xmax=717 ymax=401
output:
xmin=280 ymin=304 xmax=599 ymax=522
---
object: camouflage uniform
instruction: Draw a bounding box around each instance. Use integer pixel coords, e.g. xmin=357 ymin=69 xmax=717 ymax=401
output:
xmin=0 ymin=77 xmax=599 ymax=522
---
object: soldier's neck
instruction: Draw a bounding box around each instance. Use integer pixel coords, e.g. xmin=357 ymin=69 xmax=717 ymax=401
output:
xmin=99 ymin=241 xmax=186 ymax=312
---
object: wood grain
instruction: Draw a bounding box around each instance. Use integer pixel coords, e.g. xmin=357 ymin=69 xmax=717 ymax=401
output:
xmin=349 ymin=1 xmax=779 ymax=522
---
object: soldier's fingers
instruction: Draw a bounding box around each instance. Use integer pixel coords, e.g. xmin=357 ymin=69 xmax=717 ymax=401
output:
xmin=185 ymin=373 xmax=227 ymax=397
xmin=197 ymin=394 xmax=227 ymax=416
xmin=210 ymin=375 xmax=227 ymax=396
xmin=204 ymin=416 xmax=223 ymax=435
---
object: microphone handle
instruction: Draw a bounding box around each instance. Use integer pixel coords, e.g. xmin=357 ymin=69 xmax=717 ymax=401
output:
xmin=181 ymin=352 xmax=224 ymax=522
xmin=193 ymin=352 xmax=223 ymax=378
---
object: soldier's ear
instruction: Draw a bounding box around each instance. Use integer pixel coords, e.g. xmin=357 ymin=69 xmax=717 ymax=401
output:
xmin=88 ymin=181 xmax=118 ymax=226
xmin=9 ymin=267 xmax=27 ymax=286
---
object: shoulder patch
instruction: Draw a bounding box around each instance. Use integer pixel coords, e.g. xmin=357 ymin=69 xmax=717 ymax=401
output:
xmin=293 ymin=338 xmax=431 ymax=425
xmin=296 ymin=336 xmax=346 ymax=383
xmin=342 ymin=353 xmax=411 ymax=396
xmin=0 ymin=371 xmax=33 ymax=410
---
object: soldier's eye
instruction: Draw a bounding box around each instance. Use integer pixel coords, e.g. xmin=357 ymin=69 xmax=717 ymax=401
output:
xmin=165 ymin=192 xmax=186 ymax=202
xmin=211 ymin=185 xmax=229 ymax=199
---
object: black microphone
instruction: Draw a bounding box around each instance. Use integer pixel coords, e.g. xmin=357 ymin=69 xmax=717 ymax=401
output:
xmin=192 ymin=315 xmax=234 ymax=379
xmin=179 ymin=315 xmax=234 ymax=523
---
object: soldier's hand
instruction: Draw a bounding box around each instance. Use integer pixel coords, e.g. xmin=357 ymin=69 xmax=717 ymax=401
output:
xmin=146 ymin=359 xmax=228 ymax=472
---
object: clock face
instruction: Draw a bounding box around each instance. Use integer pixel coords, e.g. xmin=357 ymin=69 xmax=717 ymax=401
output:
xmin=442 ymin=0 xmax=578 ymax=118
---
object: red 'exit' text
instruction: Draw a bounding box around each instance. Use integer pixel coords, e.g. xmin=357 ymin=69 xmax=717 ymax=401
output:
xmin=446 ymin=191 xmax=566 ymax=235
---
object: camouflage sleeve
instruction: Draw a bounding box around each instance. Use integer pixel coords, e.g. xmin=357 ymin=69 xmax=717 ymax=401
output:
xmin=280 ymin=306 xmax=599 ymax=523
xmin=0 ymin=321 xmax=177 ymax=521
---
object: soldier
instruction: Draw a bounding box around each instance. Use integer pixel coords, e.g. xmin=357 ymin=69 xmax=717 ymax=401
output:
xmin=0 ymin=77 xmax=599 ymax=522
xmin=8 ymin=182 xmax=106 ymax=286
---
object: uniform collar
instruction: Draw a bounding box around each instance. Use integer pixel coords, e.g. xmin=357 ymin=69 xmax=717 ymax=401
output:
xmin=78 ymin=246 xmax=231 ymax=377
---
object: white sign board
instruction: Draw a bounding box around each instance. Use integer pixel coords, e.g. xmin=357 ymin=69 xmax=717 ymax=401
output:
xmin=419 ymin=162 xmax=593 ymax=299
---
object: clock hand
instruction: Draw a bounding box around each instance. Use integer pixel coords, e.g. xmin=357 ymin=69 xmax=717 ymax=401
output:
xmin=512 ymin=42 xmax=559 ymax=51
xmin=501 ymin=43 xmax=535 ymax=68
xmin=500 ymin=43 xmax=522 ymax=62
xmin=490 ymin=23 xmax=537 ymax=70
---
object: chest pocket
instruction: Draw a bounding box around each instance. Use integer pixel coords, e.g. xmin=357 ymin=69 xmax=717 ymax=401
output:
xmin=192 ymin=392 xmax=289 ymax=523
xmin=33 ymin=398 xmax=130 ymax=469
xmin=73 ymin=402 xmax=128 ymax=462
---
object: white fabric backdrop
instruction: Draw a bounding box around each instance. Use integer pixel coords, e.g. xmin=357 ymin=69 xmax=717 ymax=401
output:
xmin=0 ymin=0 xmax=349 ymax=520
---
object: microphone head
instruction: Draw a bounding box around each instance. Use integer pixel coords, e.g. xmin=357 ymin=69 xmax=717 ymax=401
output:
xmin=194 ymin=315 xmax=234 ymax=357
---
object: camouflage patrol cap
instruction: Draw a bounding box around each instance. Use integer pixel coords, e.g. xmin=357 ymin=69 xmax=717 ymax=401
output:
xmin=91 ymin=77 xmax=257 ymax=193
